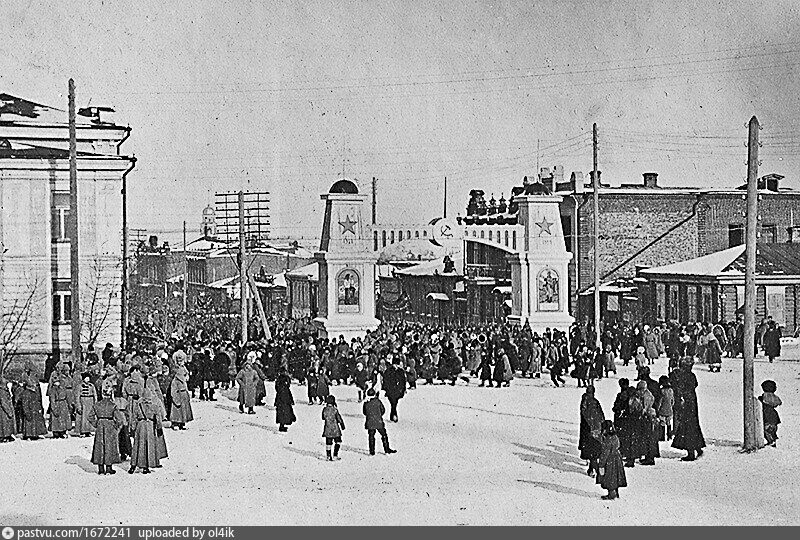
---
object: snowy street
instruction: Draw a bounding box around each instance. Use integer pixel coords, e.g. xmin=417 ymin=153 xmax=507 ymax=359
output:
xmin=1 ymin=357 xmax=798 ymax=526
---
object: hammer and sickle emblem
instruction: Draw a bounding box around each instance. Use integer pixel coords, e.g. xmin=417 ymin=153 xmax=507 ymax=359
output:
xmin=440 ymin=224 xmax=453 ymax=238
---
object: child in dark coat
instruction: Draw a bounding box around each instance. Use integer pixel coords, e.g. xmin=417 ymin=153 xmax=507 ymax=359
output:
xmin=597 ymin=420 xmax=627 ymax=500
xmin=759 ymin=380 xmax=782 ymax=446
xmin=321 ymin=395 xmax=345 ymax=461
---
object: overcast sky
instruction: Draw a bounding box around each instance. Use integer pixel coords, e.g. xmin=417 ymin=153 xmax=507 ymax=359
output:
xmin=2 ymin=0 xmax=800 ymax=245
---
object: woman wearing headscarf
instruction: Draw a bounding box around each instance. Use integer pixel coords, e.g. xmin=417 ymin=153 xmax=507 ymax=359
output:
xmin=635 ymin=380 xmax=660 ymax=466
xmin=274 ymin=367 xmax=296 ymax=432
xmin=236 ymin=359 xmax=258 ymax=414
xmin=579 ymin=386 xmax=605 ymax=477
xmin=169 ymin=359 xmax=194 ymax=430
xmin=670 ymin=357 xmax=706 ymax=461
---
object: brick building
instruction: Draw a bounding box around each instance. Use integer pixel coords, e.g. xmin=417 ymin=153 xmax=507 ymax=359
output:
xmin=551 ymin=170 xmax=800 ymax=322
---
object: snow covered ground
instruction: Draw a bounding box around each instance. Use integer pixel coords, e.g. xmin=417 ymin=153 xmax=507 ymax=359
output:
xmin=1 ymin=355 xmax=798 ymax=526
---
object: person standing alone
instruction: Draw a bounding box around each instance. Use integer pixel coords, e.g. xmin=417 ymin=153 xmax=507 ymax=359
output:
xmin=362 ymin=388 xmax=396 ymax=456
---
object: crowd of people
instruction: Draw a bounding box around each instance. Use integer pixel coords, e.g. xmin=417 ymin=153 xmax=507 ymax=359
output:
xmin=0 ymin=311 xmax=785 ymax=499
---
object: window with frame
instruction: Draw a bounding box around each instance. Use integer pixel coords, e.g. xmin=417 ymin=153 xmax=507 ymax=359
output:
xmin=687 ymin=286 xmax=698 ymax=322
xmin=728 ymin=224 xmax=744 ymax=247
xmin=760 ymin=223 xmax=777 ymax=243
xmin=668 ymin=286 xmax=679 ymax=320
xmin=656 ymin=283 xmax=666 ymax=321
xmin=52 ymin=281 xmax=71 ymax=324
xmin=51 ymin=192 xmax=70 ymax=241
xmin=701 ymin=286 xmax=713 ymax=323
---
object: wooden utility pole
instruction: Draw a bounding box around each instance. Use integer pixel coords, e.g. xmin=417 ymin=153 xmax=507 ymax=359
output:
xmin=371 ymin=177 xmax=377 ymax=225
xmin=248 ymin=273 xmax=272 ymax=341
xmin=182 ymin=220 xmax=188 ymax=312
xmin=743 ymin=115 xmax=760 ymax=451
xmin=592 ymin=123 xmax=601 ymax=350
xmin=443 ymin=176 xmax=447 ymax=218
xmin=239 ymin=191 xmax=248 ymax=345
xmin=68 ymin=79 xmax=82 ymax=366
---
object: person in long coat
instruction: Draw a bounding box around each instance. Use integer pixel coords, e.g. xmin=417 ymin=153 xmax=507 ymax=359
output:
xmin=763 ymin=321 xmax=782 ymax=363
xmin=143 ymin=365 xmax=166 ymax=422
xmin=579 ymin=386 xmax=605 ymax=477
xmin=635 ymin=380 xmax=660 ymax=465
xmin=19 ymin=364 xmax=48 ymax=440
xmin=122 ymin=365 xmax=145 ymax=430
xmin=74 ymin=374 xmax=98 ymax=437
xmin=48 ymin=378 xmax=72 ymax=438
xmin=89 ymin=381 xmax=125 ymax=475
xmin=315 ymin=368 xmax=330 ymax=404
xmin=129 ymin=389 xmax=160 ymax=474
xmin=382 ymin=361 xmax=406 ymax=422
xmin=0 ymin=375 xmax=17 ymax=442
xmin=644 ymin=326 xmax=659 ymax=362
xmin=612 ymin=378 xmax=635 ymax=465
xmin=236 ymin=361 xmax=258 ymax=414
xmin=169 ymin=364 xmax=194 ymax=429
xmin=670 ymin=357 xmax=706 ymax=461
xmin=596 ymin=420 xmax=627 ymax=500
xmin=274 ymin=368 xmax=296 ymax=432
xmin=253 ymin=359 xmax=268 ymax=406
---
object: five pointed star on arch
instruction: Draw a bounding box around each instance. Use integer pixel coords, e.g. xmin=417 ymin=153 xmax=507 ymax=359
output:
xmin=339 ymin=215 xmax=357 ymax=235
xmin=535 ymin=216 xmax=553 ymax=236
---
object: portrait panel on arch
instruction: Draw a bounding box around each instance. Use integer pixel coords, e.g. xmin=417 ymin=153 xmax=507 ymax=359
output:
xmin=537 ymin=267 xmax=560 ymax=312
xmin=337 ymin=268 xmax=360 ymax=313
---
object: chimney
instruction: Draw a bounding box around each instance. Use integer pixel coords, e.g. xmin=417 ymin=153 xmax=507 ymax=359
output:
xmin=643 ymin=172 xmax=658 ymax=188
xmin=539 ymin=167 xmax=553 ymax=192
xmin=571 ymin=171 xmax=585 ymax=194
xmin=553 ymin=165 xmax=564 ymax=185
xmin=589 ymin=170 xmax=601 ymax=187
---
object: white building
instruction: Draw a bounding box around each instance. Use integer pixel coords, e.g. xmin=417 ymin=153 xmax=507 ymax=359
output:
xmin=0 ymin=94 xmax=135 ymax=372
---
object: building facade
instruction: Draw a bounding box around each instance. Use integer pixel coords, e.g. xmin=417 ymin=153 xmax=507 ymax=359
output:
xmin=0 ymin=94 xmax=134 ymax=372
xmin=637 ymin=243 xmax=800 ymax=335
xmin=553 ymin=170 xmax=800 ymax=323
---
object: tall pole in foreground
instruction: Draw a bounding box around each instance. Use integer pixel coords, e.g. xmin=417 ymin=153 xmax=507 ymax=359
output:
xmin=68 ymin=79 xmax=82 ymax=366
xmin=239 ymin=191 xmax=248 ymax=346
xmin=182 ymin=220 xmax=188 ymax=312
xmin=592 ymin=123 xmax=601 ymax=350
xmin=743 ymin=115 xmax=760 ymax=451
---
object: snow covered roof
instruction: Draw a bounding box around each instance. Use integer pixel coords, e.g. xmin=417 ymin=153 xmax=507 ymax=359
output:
xmin=641 ymin=246 xmax=745 ymax=277
xmin=254 ymin=272 xmax=287 ymax=289
xmin=208 ymin=276 xmax=237 ymax=289
xmin=580 ymin=281 xmax=638 ymax=295
xmin=394 ymin=254 xmax=463 ymax=277
xmin=185 ymin=237 xmax=231 ymax=252
xmin=286 ymin=262 xmax=319 ymax=281
xmin=641 ymin=244 xmax=800 ymax=278
xmin=377 ymin=238 xmax=445 ymax=264
xmin=426 ymin=292 xmax=450 ymax=301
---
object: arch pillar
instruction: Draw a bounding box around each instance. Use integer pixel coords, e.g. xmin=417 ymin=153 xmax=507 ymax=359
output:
xmin=313 ymin=179 xmax=380 ymax=341
xmin=507 ymin=193 xmax=574 ymax=333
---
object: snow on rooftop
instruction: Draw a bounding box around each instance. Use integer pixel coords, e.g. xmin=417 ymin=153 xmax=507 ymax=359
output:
xmin=640 ymin=245 xmax=745 ymax=277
